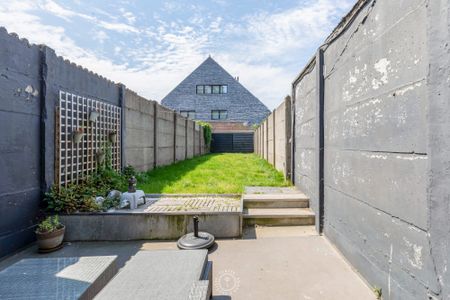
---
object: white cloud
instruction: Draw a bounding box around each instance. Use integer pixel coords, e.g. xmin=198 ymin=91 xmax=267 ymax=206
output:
xmin=97 ymin=20 xmax=139 ymax=33
xmin=120 ymin=9 xmax=136 ymax=25
xmin=228 ymin=0 xmax=353 ymax=61
xmin=92 ymin=30 xmax=109 ymax=43
xmin=0 ymin=0 xmax=353 ymax=110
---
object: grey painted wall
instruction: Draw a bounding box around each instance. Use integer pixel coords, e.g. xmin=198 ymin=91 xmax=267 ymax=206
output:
xmin=427 ymin=0 xmax=450 ymax=298
xmin=161 ymin=57 xmax=270 ymax=125
xmin=254 ymin=96 xmax=292 ymax=179
xmin=293 ymin=61 xmax=319 ymax=232
xmin=289 ymin=0 xmax=448 ymax=299
xmin=322 ymin=1 xmax=433 ymax=298
xmin=124 ymin=89 xmax=206 ymax=171
xmin=0 ymin=28 xmax=207 ymax=259
xmin=0 ymin=28 xmax=42 ymax=257
xmin=254 ymin=0 xmax=449 ymax=298
xmin=0 ymin=28 xmax=123 ymax=258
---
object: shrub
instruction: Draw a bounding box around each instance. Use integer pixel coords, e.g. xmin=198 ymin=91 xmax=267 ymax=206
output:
xmin=45 ymin=168 xmax=129 ymax=213
xmin=36 ymin=215 xmax=63 ymax=233
xmin=198 ymin=121 xmax=212 ymax=147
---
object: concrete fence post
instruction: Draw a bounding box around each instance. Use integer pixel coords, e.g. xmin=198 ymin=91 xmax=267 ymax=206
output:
xmin=260 ymin=126 xmax=263 ymax=157
xmin=192 ymin=122 xmax=195 ymax=156
xmin=285 ymin=96 xmax=292 ymax=179
xmin=118 ymin=84 xmax=126 ymax=170
xmin=173 ymin=112 xmax=177 ymax=163
xmin=39 ymin=46 xmax=49 ymax=194
xmin=265 ymin=120 xmax=269 ymax=161
xmin=198 ymin=124 xmax=201 ymax=155
xmin=153 ymin=102 xmax=158 ymax=169
xmin=185 ymin=119 xmax=188 ymax=160
xmin=273 ymin=109 xmax=276 ymax=169
xmin=315 ymin=48 xmax=325 ymax=234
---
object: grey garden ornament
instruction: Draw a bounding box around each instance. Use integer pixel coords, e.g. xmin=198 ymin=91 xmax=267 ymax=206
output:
xmin=177 ymin=216 xmax=215 ymax=250
xmin=119 ymin=176 xmax=146 ymax=209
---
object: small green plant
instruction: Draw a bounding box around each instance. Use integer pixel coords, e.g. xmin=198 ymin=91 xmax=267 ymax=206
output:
xmin=45 ymin=168 xmax=129 ymax=213
xmin=373 ymin=287 xmax=382 ymax=299
xmin=37 ymin=215 xmax=63 ymax=233
xmin=198 ymin=121 xmax=212 ymax=147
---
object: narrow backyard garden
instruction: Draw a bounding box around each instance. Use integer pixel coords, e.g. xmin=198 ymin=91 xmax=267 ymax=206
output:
xmin=138 ymin=153 xmax=290 ymax=194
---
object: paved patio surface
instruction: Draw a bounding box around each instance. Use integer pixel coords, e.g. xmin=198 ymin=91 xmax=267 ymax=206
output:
xmin=0 ymin=226 xmax=375 ymax=300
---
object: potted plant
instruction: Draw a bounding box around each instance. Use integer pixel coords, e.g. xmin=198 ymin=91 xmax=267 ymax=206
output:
xmin=108 ymin=131 xmax=117 ymax=143
xmin=35 ymin=215 xmax=65 ymax=252
xmin=89 ymin=109 xmax=100 ymax=122
xmin=96 ymin=150 xmax=105 ymax=163
xmin=72 ymin=128 xmax=84 ymax=143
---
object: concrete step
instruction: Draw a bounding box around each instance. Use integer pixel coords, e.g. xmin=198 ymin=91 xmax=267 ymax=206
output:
xmin=243 ymin=208 xmax=315 ymax=226
xmin=243 ymin=193 xmax=309 ymax=208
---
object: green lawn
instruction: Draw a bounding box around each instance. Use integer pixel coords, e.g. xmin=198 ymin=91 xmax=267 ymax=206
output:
xmin=137 ymin=153 xmax=290 ymax=194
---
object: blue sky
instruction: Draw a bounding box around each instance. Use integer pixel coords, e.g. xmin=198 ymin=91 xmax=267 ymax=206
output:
xmin=0 ymin=0 xmax=354 ymax=109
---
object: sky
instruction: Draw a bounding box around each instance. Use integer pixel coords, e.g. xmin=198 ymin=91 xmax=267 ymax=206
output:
xmin=0 ymin=0 xmax=354 ymax=109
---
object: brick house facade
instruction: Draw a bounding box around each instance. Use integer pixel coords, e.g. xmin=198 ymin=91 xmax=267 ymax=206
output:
xmin=161 ymin=57 xmax=270 ymax=126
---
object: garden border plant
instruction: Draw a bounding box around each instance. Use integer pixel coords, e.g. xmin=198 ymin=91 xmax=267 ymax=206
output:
xmin=198 ymin=121 xmax=212 ymax=149
xmin=35 ymin=215 xmax=65 ymax=251
xmin=45 ymin=141 xmax=137 ymax=213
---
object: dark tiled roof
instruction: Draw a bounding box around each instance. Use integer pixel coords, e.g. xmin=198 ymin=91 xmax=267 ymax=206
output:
xmin=161 ymin=57 xmax=270 ymax=124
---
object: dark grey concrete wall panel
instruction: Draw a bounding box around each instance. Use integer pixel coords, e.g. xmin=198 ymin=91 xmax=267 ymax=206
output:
xmin=0 ymin=27 xmax=208 ymax=259
xmin=42 ymin=47 xmax=121 ymax=189
xmin=291 ymin=0 xmax=444 ymax=298
xmin=0 ymin=28 xmax=42 ymax=258
xmin=293 ymin=62 xmax=319 ymax=230
xmin=427 ymin=0 xmax=450 ymax=298
xmin=324 ymin=149 xmax=428 ymax=229
xmin=0 ymin=28 xmax=123 ymax=258
xmin=324 ymin=189 xmax=439 ymax=298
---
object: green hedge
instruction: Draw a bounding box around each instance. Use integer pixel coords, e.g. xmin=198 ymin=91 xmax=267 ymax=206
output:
xmin=198 ymin=121 xmax=212 ymax=147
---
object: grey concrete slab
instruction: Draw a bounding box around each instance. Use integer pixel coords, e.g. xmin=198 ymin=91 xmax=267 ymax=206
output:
xmin=0 ymin=256 xmax=117 ymax=300
xmin=0 ymin=232 xmax=376 ymax=300
xmin=244 ymin=186 xmax=300 ymax=194
xmin=95 ymin=250 xmax=209 ymax=300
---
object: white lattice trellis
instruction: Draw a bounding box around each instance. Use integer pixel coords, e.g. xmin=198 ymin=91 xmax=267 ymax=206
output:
xmin=56 ymin=91 xmax=121 ymax=186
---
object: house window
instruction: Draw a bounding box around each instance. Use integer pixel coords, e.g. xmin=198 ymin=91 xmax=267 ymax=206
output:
xmin=196 ymin=85 xmax=204 ymax=94
xmin=196 ymin=85 xmax=228 ymax=94
xmin=180 ymin=110 xmax=196 ymax=119
xmin=211 ymin=110 xmax=228 ymax=120
xmin=212 ymin=85 xmax=221 ymax=94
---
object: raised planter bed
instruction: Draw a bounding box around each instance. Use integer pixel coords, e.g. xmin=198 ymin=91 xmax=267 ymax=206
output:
xmin=60 ymin=195 xmax=242 ymax=241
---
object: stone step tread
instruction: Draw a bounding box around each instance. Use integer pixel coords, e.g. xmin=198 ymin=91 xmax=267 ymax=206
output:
xmin=243 ymin=208 xmax=315 ymax=218
xmin=243 ymin=194 xmax=309 ymax=201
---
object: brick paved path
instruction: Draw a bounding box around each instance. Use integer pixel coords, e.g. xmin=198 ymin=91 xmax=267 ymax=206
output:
xmin=142 ymin=196 xmax=241 ymax=213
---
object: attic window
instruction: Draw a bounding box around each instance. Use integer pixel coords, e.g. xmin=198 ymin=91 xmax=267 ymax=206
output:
xmin=180 ymin=110 xmax=196 ymax=119
xmin=211 ymin=110 xmax=227 ymax=120
xmin=196 ymin=85 xmax=228 ymax=94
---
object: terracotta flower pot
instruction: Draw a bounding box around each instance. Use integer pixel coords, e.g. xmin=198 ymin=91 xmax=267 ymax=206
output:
xmin=109 ymin=132 xmax=117 ymax=143
xmin=97 ymin=151 xmax=105 ymax=163
xmin=36 ymin=225 xmax=65 ymax=250
xmin=72 ymin=131 xmax=84 ymax=143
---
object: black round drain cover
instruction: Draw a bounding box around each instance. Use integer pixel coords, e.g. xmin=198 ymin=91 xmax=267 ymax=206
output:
xmin=177 ymin=232 xmax=215 ymax=250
